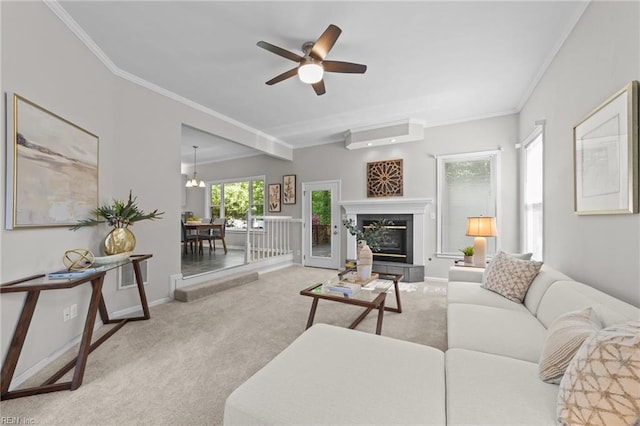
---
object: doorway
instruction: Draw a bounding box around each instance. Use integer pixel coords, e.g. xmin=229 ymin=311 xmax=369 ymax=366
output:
xmin=302 ymin=180 xmax=341 ymax=269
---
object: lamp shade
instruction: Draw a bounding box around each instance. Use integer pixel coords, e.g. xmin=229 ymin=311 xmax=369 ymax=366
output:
xmin=466 ymin=216 xmax=497 ymax=237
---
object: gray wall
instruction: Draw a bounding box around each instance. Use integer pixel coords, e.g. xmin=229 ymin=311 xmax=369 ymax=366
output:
xmin=193 ymin=113 xmax=521 ymax=277
xmin=518 ymin=0 xmax=640 ymax=306
xmin=1 ymin=0 xmax=638 ymax=381
xmin=0 ymin=2 xmax=279 ymax=377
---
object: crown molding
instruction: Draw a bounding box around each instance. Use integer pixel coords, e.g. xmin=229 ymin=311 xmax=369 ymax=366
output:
xmin=43 ymin=0 xmax=293 ymax=158
xmin=516 ymin=1 xmax=590 ymax=111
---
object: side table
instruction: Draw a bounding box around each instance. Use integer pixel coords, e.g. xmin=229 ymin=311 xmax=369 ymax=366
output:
xmin=0 ymin=254 xmax=152 ymax=400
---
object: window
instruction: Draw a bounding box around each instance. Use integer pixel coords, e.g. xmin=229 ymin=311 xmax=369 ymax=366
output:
xmin=437 ymin=150 xmax=501 ymax=256
xmin=522 ymin=130 xmax=544 ymax=260
xmin=206 ymin=176 xmax=265 ymax=230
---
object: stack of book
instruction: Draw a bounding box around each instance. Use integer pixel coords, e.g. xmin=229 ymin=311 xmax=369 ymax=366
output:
xmin=48 ymin=267 xmax=105 ymax=279
xmin=326 ymin=282 xmax=361 ymax=296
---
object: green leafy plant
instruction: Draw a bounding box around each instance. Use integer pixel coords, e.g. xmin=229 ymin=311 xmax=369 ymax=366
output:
xmin=71 ymin=190 xmax=164 ymax=230
xmin=460 ymin=246 xmax=474 ymax=256
xmin=342 ymin=218 xmax=393 ymax=252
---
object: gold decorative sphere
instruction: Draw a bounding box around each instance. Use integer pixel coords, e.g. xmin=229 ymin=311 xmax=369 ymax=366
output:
xmin=63 ymin=249 xmax=95 ymax=271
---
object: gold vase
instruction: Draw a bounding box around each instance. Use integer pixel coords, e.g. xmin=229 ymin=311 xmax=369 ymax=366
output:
xmin=104 ymin=227 xmax=136 ymax=255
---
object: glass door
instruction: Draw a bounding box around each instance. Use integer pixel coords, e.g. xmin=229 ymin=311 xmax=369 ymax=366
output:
xmin=302 ymin=181 xmax=340 ymax=269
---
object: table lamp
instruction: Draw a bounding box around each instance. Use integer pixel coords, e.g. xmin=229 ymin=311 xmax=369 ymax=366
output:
xmin=466 ymin=216 xmax=497 ymax=267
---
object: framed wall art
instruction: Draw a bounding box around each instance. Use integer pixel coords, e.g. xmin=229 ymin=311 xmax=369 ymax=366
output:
xmin=367 ymin=158 xmax=404 ymax=198
xmin=5 ymin=93 xmax=99 ymax=229
xmin=283 ymin=174 xmax=296 ymax=204
xmin=268 ymin=183 xmax=281 ymax=212
xmin=573 ymin=81 xmax=638 ymax=215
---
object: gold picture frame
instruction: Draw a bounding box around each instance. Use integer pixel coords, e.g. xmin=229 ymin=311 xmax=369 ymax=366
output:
xmin=5 ymin=93 xmax=99 ymax=228
xmin=573 ymin=81 xmax=638 ymax=215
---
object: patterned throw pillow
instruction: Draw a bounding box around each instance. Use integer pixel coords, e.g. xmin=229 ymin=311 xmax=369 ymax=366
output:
xmin=538 ymin=307 xmax=602 ymax=384
xmin=482 ymin=252 xmax=533 ymax=282
xmin=557 ymin=321 xmax=640 ymax=426
xmin=481 ymin=251 xmax=543 ymax=303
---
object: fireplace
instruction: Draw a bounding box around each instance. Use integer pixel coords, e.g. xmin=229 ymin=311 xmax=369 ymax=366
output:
xmin=358 ymin=214 xmax=413 ymax=264
xmin=340 ymin=198 xmax=432 ymax=282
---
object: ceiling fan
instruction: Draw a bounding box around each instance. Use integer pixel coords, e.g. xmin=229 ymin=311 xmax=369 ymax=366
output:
xmin=257 ymin=24 xmax=367 ymax=96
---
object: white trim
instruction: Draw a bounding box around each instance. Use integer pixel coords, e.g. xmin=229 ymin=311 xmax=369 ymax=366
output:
xmin=204 ymin=175 xmax=266 ymax=221
xmin=436 ymin=150 xmax=502 ymax=257
xmin=44 ymin=1 xmax=293 ymax=161
xmin=519 ymin=123 xmax=545 ymax=259
xmin=339 ymin=198 xmax=432 ymax=265
xmin=302 ymin=180 xmax=342 ymax=269
xmin=516 ymin=2 xmax=590 ymax=111
xmin=8 ymin=296 xmax=170 ymax=391
xmin=174 ymin=255 xmax=294 ymax=293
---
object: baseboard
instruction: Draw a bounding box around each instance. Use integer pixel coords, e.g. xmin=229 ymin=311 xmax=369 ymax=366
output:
xmin=10 ymin=320 xmax=103 ymax=390
xmin=10 ymin=296 xmax=171 ymax=391
xmin=426 ymin=276 xmax=448 ymax=283
xmin=175 ymin=254 xmax=294 ymax=293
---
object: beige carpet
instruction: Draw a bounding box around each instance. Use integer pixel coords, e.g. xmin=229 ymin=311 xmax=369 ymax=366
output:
xmin=0 ymin=266 xmax=447 ymax=425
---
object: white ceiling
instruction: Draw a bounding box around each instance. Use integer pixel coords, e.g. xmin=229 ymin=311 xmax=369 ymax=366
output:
xmin=55 ymin=1 xmax=588 ymax=165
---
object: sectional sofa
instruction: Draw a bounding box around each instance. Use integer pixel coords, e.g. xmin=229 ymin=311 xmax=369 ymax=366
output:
xmin=224 ymin=259 xmax=639 ymax=425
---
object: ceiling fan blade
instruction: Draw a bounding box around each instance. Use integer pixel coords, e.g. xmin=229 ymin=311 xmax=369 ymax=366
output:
xmin=323 ymin=61 xmax=367 ymax=74
xmin=265 ymin=67 xmax=298 ymax=85
xmin=257 ymin=41 xmax=303 ymax=63
xmin=312 ymin=80 xmax=326 ymax=96
xmin=310 ymin=24 xmax=341 ymax=60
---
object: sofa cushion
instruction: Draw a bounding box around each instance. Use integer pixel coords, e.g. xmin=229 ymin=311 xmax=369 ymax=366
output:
xmin=523 ymin=265 xmax=573 ymax=315
xmin=448 ymin=303 xmax=547 ymax=362
xmin=536 ymin=280 xmax=640 ymax=329
xmin=557 ymin=321 xmax=640 ymax=426
xmin=447 ymin=281 xmax=529 ymax=312
xmin=448 ymin=265 xmax=484 ymax=283
xmin=224 ymin=324 xmax=446 ymax=425
xmin=538 ymin=307 xmax=602 ymax=384
xmin=446 ymin=348 xmax=558 ymax=425
xmin=481 ymin=251 xmax=543 ymax=303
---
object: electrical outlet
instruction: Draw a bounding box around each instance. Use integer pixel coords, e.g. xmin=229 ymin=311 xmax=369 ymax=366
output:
xmin=70 ymin=304 xmax=78 ymax=319
xmin=430 ymin=212 xmax=436 ymax=220
xmin=63 ymin=307 xmax=70 ymax=322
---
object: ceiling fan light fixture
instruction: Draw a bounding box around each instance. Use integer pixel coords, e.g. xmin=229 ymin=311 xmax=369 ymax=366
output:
xmin=298 ymin=62 xmax=324 ymax=84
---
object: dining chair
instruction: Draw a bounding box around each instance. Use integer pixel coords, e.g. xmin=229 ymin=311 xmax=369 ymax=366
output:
xmin=181 ymin=220 xmax=199 ymax=255
xmin=202 ymin=218 xmax=228 ymax=254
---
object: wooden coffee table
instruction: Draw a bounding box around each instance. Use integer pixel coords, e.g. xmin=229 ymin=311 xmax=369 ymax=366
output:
xmin=300 ymin=271 xmax=403 ymax=335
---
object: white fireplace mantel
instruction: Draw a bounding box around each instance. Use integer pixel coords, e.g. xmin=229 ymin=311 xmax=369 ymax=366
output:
xmin=339 ymin=198 xmax=433 ymax=265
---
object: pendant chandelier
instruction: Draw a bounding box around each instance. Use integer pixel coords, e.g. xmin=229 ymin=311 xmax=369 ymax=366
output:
xmin=185 ymin=145 xmax=205 ymax=188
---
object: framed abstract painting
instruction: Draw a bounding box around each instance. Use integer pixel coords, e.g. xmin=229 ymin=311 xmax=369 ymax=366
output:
xmin=5 ymin=93 xmax=99 ymax=228
xmin=573 ymin=81 xmax=638 ymax=215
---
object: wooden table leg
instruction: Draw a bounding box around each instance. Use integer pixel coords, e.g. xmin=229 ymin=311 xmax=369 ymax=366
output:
xmin=384 ymin=279 xmax=403 ymax=313
xmin=375 ymin=296 xmax=386 ymax=335
xmin=70 ymin=274 xmax=105 ymax=390
xmin=1 ymin=290 xmax=40 ymax=396
xmin=132 ymin=258 xmax=150 ymax=320
xmin=305 ymin=298 xmax=319 ymax=330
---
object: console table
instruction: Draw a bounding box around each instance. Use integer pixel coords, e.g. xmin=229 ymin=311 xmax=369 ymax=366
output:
xmin=0 ymin=254 xmax=152 ymax=400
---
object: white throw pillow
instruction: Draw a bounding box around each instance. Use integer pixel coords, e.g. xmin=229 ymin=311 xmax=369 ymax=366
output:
xmin=538 ymin=307 xmax=602 ymax=384
xmin=557 ymin=320 xmax=640 ymax=426
xmin=481 ymin=251 xmax=543 ymax=303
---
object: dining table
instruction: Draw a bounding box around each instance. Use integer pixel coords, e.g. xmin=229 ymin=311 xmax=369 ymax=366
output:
xmin=184 ymin=222 xmax=224 ymax=255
